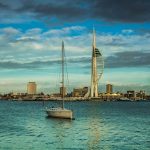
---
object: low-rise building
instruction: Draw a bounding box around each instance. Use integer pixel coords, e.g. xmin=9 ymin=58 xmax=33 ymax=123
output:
xmin=72 ymin=87 xmax=88 ymax=97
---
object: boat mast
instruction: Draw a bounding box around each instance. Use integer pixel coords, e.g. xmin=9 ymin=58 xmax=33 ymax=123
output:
xmin=62 ymin=40 xmax=65 ymax=109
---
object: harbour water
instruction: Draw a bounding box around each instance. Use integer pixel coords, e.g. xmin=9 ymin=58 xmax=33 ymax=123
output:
xmin=0 ymin=100 xmax=150 ymax=150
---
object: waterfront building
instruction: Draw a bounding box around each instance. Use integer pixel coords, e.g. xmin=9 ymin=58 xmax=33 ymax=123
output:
xmin=100 ymin=93 xmax=121 ymax=101
xmin=72 ymin=87 xmax=88 ymax=97
xmin=82 ymin=87 xmax=89 ymax=96
xmin=27 ymin=82 xmax=37 ymax=95
xmin=106 ymin=84 xmax=113 ymax=94
xmin=60 ymin=86 xmax=67 ymax=97
xmin=126 ymin=91 xmax=136 ymax=99
xmin=136 ymin=90 xmax=146 ymax=99
xmin=90 ymin=28 xmax=104 ymax=97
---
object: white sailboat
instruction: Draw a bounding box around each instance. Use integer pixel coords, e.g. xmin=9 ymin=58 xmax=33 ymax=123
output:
xmin=46 ymin=41 xmax=73 ymax=119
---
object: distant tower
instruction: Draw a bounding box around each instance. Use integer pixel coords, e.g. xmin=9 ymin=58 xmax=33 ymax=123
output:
xmin=27 ymin=82 xmax=37 ymax=95
xmin=90 ymin=28 xmax=104 ymax=98
xmin=106 ymin=84 xmax=113 ymax=94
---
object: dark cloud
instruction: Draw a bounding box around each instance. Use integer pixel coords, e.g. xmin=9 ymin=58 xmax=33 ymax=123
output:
xmin=0 ymin=61 xmax=38 ymax=69
xmin=68 ymin=57 xmax=90 ymax=64
xmin=19 ymin=1 xmax=84 ymax=19
xmin=82 ymin=51 xmax=150 ymax=69
xmin=93 ymin=0 xmax=150 ymax=23
xmin=0 ymin=59 xmax=61 ymax=70
xmin=105 ymin=51 xmax=150 ymax=68
xmin=0 ymin=0 xmax=150 ymax=24
xmin=0 ymin=51 xmax=149 ymax=70
xmin=0 ymin=2 xmax=8 ymax=9
xmin=0 ymin=57 xmax=89 ymax=70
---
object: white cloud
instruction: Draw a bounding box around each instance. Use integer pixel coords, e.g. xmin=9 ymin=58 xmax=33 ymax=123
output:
xmin=122 ymin=29 xmax=134 ymax=34
xmin=0 ymin=26 xmax=150 ymax=64
xmin=0 ymin=27 xmax=21 ymax=35
xmin=32 ymin=43 xmax=44 ymax=50
xmin=0 ymin=26 xmax=150 ymax=62
xmin=44 ymin=26 xmax=86 ymax=36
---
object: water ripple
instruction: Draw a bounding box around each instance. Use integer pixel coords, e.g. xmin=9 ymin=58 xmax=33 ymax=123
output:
xmin=0 ymin=101 xmax=150 ymax=150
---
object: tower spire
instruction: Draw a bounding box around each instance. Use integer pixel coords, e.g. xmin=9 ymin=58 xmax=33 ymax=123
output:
xmin=93 ymin=26 xmax=96 ymax=48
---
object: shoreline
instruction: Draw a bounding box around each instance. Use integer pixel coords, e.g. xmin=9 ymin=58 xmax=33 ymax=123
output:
xmin=0 ymin=98 xmax=150 ymax=102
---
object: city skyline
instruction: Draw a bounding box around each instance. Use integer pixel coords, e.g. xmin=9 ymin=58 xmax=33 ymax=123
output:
xmin=0 ymin=0 xmax=150 ymax=94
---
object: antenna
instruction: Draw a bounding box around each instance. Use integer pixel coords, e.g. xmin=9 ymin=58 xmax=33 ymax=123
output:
xmin=62 ymin=40 xmax=64 ymax=109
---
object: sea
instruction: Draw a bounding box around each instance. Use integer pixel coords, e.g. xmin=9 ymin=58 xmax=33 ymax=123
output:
xmin=0 ymin=100 xmax=150 ymax=150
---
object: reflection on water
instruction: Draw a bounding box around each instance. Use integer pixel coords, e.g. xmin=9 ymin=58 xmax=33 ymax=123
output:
xmin=87 ymin=118 xmax=101 ymax=150
xmin=86 ymin=104 xmax=101 ymax=150
xmin=0 ymin=101 xmax=150 ymax=150
xmin=47 ymin=118 xmax=73 ymax=149
xmin=46 ymin=116 xmax=102 ymax=149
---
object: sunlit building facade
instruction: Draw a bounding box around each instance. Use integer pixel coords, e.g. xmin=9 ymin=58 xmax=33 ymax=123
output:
xmin=106 ymin=84 xmax=113 ymax=94
xmin=27 ymin=82 xmax=37 ymax=95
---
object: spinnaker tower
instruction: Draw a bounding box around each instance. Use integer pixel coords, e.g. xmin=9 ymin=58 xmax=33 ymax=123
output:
xmin=90 ymin=28 xmax=104 ymax=97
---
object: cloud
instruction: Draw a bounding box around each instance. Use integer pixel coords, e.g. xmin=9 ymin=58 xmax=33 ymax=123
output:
xmin=0 ymin=27 xmax=20 ymax=35
xmin=0 ymin=2 xmax=9 ymax=9
xmin=1 ymin=0 xmax=150 ymax=24
xmin=121 ymin=29 xmax=134 ymax=34
xmin=0 ymin=26 xmax=90 ymax=59
xmin=44 ymin=26 xmax=86 ymax=36
xmin=0 ymin=50 xmax=149 ymax=70
xmin=0 ymin=61 xmax=38 ymax=69
xmin=17 ymin=0 xmax=85 ymax=22
xmin=79 ymin=50 xmax=150 ymax=70
xmin=0 ymin=26 xmax=150 ymax=71
xmin=92 ymin=0 xmax=150 ymax=23
xmin=0 ymin=56 xmax=89 ymax=70
xmin=105 ymin=51 xmax=150 ymax=68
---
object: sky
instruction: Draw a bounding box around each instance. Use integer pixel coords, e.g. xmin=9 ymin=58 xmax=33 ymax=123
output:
xmin=0 ymin=0 xmax=150 ymax=94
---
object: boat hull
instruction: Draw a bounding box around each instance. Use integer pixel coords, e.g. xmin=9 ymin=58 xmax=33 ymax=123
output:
xmin=46 ymin=108 xmax=73 ymax=119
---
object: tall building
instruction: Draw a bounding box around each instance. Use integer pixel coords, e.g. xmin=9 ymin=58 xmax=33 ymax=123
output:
xmin=27 ymin=82 xmax=37 ymax=95
xmin=106 ymin=84 xmax=113 ymax=94
xmin=90 ymin=28 xmax=104 ymax=97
